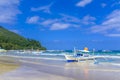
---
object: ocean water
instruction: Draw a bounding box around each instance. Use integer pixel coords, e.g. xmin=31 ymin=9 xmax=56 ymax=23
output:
xmin=0 ymin=50 xmax=120 ymax=66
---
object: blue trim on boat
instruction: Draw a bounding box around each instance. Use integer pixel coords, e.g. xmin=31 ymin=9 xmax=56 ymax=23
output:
xmin=67 ymin=60 xmax=77 ymax=62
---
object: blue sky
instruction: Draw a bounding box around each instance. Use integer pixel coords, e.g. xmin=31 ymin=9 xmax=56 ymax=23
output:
xmin=0 ymin=0 xmax=120 ymax=50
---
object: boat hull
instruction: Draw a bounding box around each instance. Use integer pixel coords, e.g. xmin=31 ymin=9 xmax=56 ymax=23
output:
xmin=64 ymin=55 xmax=95 ymax=62
xmin=67 ymin=60 xmax=77 ymax=62
xmin=65 ymin=55 xmax=77 ymax=62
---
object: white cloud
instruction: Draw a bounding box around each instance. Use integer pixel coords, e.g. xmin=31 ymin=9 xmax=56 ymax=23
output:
xmin=26 ymin=14 xmax=95 ymax=30
xmin=0 ymin=0 xmax=21 ymax=24
xmin=106 ymin=34 xmax=120 ymax=37
xmin=82 ymin=15 xmax=96 ymax=25
xmin=26 ymin=16 xmax=40 ymax=24
xmin=50 ymin=23 xmax=70 ymax=30
xmin=41 ymin=18 xmax=78 ymax=30
xmin=41 ymin=19 xmax=58 ymax=26
xmin=60 ymin=14 xmax=81 ymax=23
xmin=76 ymin=0 xmax=92 ymax=7
xmin=40 ymin=15 xmax=82 ymax=30
xmin=91 ymin=10 xmax=120 ymax=36
xmin=31 ymin=3 xmax=53 ymax=13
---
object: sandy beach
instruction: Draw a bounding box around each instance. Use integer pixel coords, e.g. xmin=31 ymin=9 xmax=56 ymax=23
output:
xmin=0 ymin=56 xmax=120 ymax=80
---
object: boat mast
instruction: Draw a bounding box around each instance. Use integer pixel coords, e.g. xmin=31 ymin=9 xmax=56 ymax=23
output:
xmin=93 ymin=48 xmax=95 ymax=56
xmin=74 ymin=47 xmax=76 ymax=56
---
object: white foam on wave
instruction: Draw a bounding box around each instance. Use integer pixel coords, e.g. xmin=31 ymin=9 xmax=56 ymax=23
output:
xmin=95 ymin=55 xmax=120 ymax=59
xmin=109 ymin=63 xmax=120 ymax=67
xmin=2 ymin=55 xmax=66 ymax=61
xmin=40 ymin=53 xmax=66 ymax=56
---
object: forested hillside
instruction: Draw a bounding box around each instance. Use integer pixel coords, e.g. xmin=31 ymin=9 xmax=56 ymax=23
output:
xmin=0 ymin=26 xmax=46 ymax=50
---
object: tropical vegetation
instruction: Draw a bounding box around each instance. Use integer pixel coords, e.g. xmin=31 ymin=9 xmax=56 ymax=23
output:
xmin=0 ymin=26 xmax=46 ymax=50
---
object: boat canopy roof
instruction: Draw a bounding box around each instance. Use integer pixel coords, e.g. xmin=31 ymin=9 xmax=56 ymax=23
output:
xmin=78 ymin=50 xmax=90 ymax=53
xmin=78 ymin=47 xmax=90 ymax=52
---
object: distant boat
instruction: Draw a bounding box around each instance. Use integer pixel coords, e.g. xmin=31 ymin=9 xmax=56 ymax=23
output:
xmin=102 ymin=50 xmax=111 ymax=52
xmin=0 ymin=48 xmax=7 ymax=52
xmin=16 ymin=50 xmax=26 ymax=54
xmin=31 ymin=50 xmax=44 ymax=54
xmin=16 ymin=50 xmax=44 ymax=54
xmin=64 ymin=47 xmax=94 ymax=62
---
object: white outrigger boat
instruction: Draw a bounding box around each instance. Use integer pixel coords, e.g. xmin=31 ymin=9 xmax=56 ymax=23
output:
xmin=64 ymin=47 xmax=95 ymax=62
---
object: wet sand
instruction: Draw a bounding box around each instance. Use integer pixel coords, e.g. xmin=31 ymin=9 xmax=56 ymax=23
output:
xmin=0 ymin=56 xmax=120 ymax=80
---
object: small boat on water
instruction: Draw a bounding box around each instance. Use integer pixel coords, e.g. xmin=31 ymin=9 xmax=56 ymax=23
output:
xmin=0 ymin=48 xmax=7 ymax=52
xmin=64 ymin=47 xmax=95 ymax=62
xmin=17 ymin=50 xmax=44 ymax=54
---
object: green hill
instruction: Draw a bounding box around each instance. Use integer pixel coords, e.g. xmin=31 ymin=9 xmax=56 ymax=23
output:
xmin=0 ymin=26 xmax=46 ymax=50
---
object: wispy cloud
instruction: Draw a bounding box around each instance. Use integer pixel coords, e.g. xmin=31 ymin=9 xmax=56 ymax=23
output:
xmin=40 ymin=15 xmax=80 ymax=30
xmin=41 ymin=19 xmax=58 ymax=26
xmin=82 ymin=15 xmax=96 ymax=25
xmin=91 ymin=10 xmax=120 ymax=37
xmin=26 ymin=14 xmax=96 ymax=30
xmin=31 ymin=3 xmax=53 ymax=13
xmin=0 ymin=0 xmax=21 ymax=24
xmin=50 ymin=23 xmax=70 ymax=30
xmin=106 ymin=34 xmax=120 ymax=37
xmin=76 ymin=0 xmax=92 ymax=7
xmin=60 ymin=14 xmax=81 ymax=23
xmin=26 ymin=16 xmax=40 ymax=24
